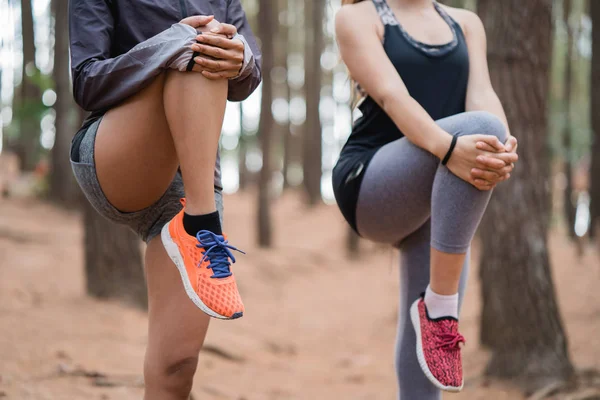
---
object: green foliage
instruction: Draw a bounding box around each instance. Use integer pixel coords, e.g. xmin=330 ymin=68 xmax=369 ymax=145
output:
xmin=12 ymin=98 xmax=48 ymax=123
xmin=8 ymin=67 xmax=53 ymax=149
xmin=29 ymin=67 xmax=55 ymax=93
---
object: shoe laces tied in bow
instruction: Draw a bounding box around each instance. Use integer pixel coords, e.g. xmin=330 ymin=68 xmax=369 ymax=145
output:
xmin=196 ymin=231 xmax=245 ymax=279
xmin=435 ymin=332 xmax=465 ymax=350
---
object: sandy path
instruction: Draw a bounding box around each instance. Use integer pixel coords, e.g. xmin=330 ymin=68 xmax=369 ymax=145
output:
xmin=0 ymin=193 xmax=598 ymax=399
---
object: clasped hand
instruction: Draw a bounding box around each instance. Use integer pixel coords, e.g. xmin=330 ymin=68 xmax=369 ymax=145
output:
xmin=181 ymin=15 xmax=245 ymax=79
xmin=446 ymin=134 xmax=519 ymax=191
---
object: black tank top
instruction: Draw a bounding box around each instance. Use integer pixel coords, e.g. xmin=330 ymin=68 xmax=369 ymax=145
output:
xmin=332 ymin=0 xmax=470 ymax=232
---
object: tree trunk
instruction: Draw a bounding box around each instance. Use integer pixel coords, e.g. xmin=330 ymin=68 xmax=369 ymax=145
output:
xmin=277 ymin=0 xmax=291 ymax=190
xmin=303 ymin=1 xmax=324 ymax=206
xmin=275 ymin=0 xmax=293 ymax=188
xmin=562 ymin=0 xmax=576 ymax=238
xmin=78 ymin=107 xmax=146 ymax=309
xmin=18 ymin=0 xmax=41 ymax=172
xmin=477 ymin=0 xmax=574 ymax=390
xmin=257 ymin=0 xmax=275 ymax=247
xmin=238 ymin=104 xmax=249 ymax=191
xmin=83 ymin=202 xmax=147 ymax=309
xmin=284 ymin=0 xmax=305 ymax=189
xmin=282 ymin=100 xmax=292 ymax=188
xmin=49 ymin=0 xmax=79 ymax=207
xmin=590 ymin=0 xmax=600 ymax=240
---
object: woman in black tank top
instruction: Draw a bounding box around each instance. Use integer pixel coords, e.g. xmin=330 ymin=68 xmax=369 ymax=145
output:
xmin=333 ymin=0 xmax=519 ymax=396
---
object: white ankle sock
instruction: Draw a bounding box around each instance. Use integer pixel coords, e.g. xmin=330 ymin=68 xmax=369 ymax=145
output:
xmin=424 ymin=285 xmax=459 ymax=319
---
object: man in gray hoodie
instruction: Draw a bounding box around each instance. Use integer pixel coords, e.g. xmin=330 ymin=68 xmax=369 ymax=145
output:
xmin=69 ymin=1 xmax=261 ymax=398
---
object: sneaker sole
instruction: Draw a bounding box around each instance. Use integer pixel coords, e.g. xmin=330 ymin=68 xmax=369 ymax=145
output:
xmin=161 ymin=222 xmax=239 ymax=320
xmin=410 ymin=300 xmax=464 ymax=392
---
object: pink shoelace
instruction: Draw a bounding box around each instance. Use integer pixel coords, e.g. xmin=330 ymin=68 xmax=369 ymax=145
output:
xmin=435 ymin=332 xmax=466 ymax=350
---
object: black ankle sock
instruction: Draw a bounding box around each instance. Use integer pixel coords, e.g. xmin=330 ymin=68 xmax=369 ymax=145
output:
xmin=183 ymin=211 xmax=222 ymax=236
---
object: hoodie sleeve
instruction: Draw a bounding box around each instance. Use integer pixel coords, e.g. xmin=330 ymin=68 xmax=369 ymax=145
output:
xmin=69 ymin=0 xmax=200 ymax=111
xmin=225 ymin=0 xmax=263 ymax=102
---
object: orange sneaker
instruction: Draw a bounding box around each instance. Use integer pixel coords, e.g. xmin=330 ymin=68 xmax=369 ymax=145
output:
xmin=161 ymin=206 xmax=245 ymax=320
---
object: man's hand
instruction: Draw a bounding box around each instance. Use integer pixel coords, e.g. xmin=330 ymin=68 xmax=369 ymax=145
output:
xmin=192 ymin=23 xmax=245 ymax=79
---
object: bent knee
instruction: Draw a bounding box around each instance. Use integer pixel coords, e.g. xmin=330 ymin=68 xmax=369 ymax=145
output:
xmin=466 ymin=111 xmax=508 ymax=143
xmin=144 ymin=354 xmax=199 ymax=395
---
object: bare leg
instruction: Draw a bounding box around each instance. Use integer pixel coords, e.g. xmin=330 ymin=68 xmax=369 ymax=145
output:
xmin=143 ymin=237 xmax=210 ymax=400
xmin=95 ymin=74 xmax=178 ymax=212
xmin=95 ymin=71 xmax=227 ymax=216
xmin=163 ymin=71 xmax=228 ymax=215
xmin=429 ymin=250 xmax=465 ymax=295
xmin=92 ymin=72 xmax=228 ymax=398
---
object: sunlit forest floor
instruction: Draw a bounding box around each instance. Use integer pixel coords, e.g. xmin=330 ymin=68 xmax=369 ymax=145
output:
xmin=1 ymin=192 xmax=599 ymax=400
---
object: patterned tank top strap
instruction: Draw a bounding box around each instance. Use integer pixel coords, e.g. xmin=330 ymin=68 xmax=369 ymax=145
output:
xmin=371 ymin=0 xmax=399 ymax=26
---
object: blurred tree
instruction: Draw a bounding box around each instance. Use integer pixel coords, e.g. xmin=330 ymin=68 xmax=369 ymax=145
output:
xmin=17 ymin=0 xmax=41 ymax=171
xmin=477 ymin=0 xmax=574 ymax=390
xmin=563 ymin=0 xmax=576 ymax=238
xmin=277 ymin=0 xmax=291 ymax=189
xmin=49 ymin=0 xmax=79 ymax=207
xmin=286 ymin=0 xmax=305 ymax=189
xmin=238 ymin=3 xmax=259 ymax=192
xmin=591 ymin=0 xmax=600 ymax=240
xmin=75 ymin=108 xmax=146 ymax=309
xmin=83 ymin=201 xmax=147 ymax=309
xmin=303 ymin=0 xmax=325 ymax=206
xmin=257 ymin=0 xmax=275 ymax=247
xmin=238 ymin=104 xmax=249 ymax=191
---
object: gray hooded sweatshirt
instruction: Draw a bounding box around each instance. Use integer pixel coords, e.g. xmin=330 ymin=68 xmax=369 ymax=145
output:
xmin=69 ymin=0 xmax=262 ymax=190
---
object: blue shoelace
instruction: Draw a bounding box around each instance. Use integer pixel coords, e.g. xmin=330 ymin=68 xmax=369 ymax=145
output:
xmin=196 ymin=231 xmax=245 ymax=279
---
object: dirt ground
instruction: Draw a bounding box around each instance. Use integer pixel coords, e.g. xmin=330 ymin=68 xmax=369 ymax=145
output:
xmin=1 ymin=192 xmax=599 ymax=400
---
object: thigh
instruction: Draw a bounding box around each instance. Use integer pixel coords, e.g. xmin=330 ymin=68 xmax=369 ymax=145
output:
xmin=95 ymin=73 xmax=179 ymax=213
xmin=356 ymin=136 xmax=439 ymax=245
xmin=355 ymin=111 xmax=507 ymax=245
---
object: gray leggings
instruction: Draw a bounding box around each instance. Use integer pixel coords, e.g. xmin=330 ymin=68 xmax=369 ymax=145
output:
xmin=356 ymin=111 xmax=507 ymax=400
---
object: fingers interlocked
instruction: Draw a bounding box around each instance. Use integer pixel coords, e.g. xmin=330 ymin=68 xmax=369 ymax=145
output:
xmin=191 ymin=22 xmax=244 ymax=80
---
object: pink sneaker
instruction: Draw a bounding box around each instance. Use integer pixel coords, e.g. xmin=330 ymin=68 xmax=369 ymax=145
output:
xmin=410 ymin=296 xmax=465 ymax=392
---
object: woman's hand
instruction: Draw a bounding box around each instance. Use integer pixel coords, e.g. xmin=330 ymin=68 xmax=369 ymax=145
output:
xmin=179 ymin=16 xmax=244 ymax=79
xmin=180 ymin=15 xmax=216 ymax=29
xmin=446 ymin=135 xmax=518 ymax=191
xmin=471 ymin=135 xmax=519 ymax=188
xmin=191 ymin=23 xmax=245 ymax=80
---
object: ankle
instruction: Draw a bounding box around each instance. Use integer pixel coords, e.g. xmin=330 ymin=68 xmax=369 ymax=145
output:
xmin=184 ymin=203 xmax=216 ymax=216
xmin=182 ymin=210 xmax=222 ymax=236
xmin=429 ymin=281 xmax=459 ymax=296
xmin=424 ymin=285 xmax=459 ymax=319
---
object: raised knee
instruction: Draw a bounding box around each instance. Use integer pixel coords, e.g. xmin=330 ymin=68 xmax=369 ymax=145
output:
xmin=470 ymin=111 xmax=508 ymax=143
xmin=145 ymin=354 xmax=198 ymax=397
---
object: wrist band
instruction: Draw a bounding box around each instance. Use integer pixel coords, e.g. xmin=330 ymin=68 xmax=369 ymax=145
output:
xmin=441 ymin=135 xmax=458 ymax=166
xmin=186 ymin=50 xmax=200 ymax=72
xmin=187 ymin=34 xmax=201 ymax=72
